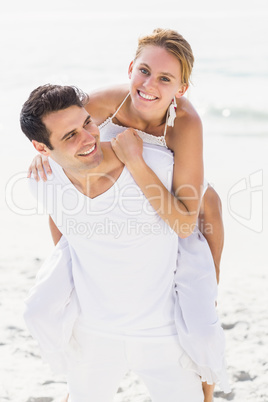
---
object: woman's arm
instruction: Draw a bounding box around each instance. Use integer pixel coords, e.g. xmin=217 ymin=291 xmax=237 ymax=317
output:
xmin=27 ymin=154 xmax=52 ymax=181
xmin=85 ymin=84 xmax=129 ymax=125
xmin=167 ymin=103 xmax=204 ymax=224
xmin=111 ymin=113 xmax=203 ymax=238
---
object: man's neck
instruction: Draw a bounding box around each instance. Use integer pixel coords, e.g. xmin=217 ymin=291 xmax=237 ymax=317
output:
xmin=64 ymin=143 xmax=124 ymax=199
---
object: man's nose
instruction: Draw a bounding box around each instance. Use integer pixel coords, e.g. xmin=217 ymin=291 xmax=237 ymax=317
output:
xmin=82 ymin=127 xmax=96 ymax=142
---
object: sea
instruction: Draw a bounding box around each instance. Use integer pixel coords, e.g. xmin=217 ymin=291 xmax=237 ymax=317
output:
xmin=1 ymin=0 xmax=268 ymax=150
xmin=1 ymin=0 xmax=268 ymax=256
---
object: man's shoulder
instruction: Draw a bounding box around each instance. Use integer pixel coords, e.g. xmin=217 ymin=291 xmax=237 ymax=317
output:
xmin=101 ymin=142 xmax=126 ymax=176
xmin=142 ymin=143 xmax=174 ymax=162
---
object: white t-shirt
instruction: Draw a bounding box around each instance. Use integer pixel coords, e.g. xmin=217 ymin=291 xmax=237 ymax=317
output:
xmin=29 ymin=144 xmax=179 ymax=340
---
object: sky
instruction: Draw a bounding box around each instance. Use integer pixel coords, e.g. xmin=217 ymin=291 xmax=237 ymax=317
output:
xmin=1 ymin=0 xmax=268 ymax=17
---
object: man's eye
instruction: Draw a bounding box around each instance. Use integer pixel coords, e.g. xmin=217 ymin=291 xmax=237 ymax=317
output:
xmin=66 ymin=133 xmax=76 ymax=140
xmin=84 ymin=119 xmax=92 ymax=127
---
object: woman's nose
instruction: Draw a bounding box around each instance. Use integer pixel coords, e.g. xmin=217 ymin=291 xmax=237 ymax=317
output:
xmin=144 ymin=75 xmax=157 ymax=90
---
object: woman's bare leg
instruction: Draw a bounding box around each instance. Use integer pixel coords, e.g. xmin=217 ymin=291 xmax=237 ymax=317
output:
xmin=202 ymin=382 xmax=215 ymax=402
xmin=198 ymin=185 xmax=224 ymax=284
xmin=198 ymin=185 xmax=224 ymax=400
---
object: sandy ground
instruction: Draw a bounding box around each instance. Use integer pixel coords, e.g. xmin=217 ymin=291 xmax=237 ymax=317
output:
xmin=1 ymin=134 xmax=268 ymax=401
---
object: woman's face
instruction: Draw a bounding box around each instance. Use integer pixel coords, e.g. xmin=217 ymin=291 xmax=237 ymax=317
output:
xmin=129 ymin=45 xmax=187 ymax=116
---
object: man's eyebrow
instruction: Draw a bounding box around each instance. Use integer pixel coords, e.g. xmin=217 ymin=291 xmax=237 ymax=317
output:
xmin=60 ymin=115 xmax=91 ymax=141
xmin=140 ymin=63 xmax=176 ymax=79
xmin=61 ymin=128 xmax=76 ymax=141
xmin=84 ymin=115 xmax=91 ymax=125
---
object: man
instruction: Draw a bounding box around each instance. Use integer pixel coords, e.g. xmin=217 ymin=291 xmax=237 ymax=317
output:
xmin=20 ymin=84 xmax=205 ymax=402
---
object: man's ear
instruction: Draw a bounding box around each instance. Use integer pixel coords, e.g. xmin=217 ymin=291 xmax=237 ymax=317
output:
xmin=175 ymin=84 xmax=189 ymax=99
xmin=32 ymin=140 xmax=50 ymax=156
xmin=128 ymin=61 xmax=134 ymax=79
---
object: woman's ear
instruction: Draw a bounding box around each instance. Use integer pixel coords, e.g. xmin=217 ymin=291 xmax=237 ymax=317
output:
xmin=128 ymin=61 xmax=134 ymax=79
xmin=175 ymin=84 xmax=189 ymax=99
xmin=32 ymin=140 xmax=50 ymax=156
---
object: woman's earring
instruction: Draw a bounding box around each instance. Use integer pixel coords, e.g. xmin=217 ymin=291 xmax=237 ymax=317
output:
xmin=167 ymin=97 xmax=177 ymax=127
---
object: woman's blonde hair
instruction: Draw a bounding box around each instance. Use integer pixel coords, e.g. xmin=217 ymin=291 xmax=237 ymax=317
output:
xmin=134 ymin=28 xmax=194 ymax=86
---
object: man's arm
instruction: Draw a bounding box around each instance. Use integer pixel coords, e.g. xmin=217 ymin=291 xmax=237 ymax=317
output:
xmin=49 ymin=216 xmax=62 ymax=245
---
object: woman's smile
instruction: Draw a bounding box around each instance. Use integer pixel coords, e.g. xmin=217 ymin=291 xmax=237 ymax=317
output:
xmin=137 ymin=90 xmax=158 ymax=101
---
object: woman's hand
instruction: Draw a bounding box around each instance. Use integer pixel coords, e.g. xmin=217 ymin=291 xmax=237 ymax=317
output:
xmin=27 ymin=154 xmax=52 ymax=182
xmin=111 ymin=129 xmax=143 ymax=168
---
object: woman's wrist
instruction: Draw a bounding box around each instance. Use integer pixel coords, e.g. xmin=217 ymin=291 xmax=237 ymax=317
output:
xmin=125 ymin=155 xmax=146 ymax=174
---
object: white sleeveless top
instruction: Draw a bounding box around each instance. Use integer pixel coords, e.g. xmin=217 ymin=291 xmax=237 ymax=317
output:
xmin=99 ymin=93 xmax=208 ymax=195
xmin=99 ymin=93 xmax=168 ymax=147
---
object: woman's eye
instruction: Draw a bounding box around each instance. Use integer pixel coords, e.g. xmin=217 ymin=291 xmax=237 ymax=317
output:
xmin=161 ymin=76 xmax=170 ymax=82
xmin=140 ymin=68 xmax=149 ymax=75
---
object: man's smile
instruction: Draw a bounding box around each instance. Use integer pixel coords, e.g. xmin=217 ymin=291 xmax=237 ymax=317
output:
xmin=78 ymin=144 xmax=96 ymax=156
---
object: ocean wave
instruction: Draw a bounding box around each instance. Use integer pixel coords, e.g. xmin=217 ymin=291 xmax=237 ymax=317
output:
xmin=201 ymin=106 xmax=268 ymax=121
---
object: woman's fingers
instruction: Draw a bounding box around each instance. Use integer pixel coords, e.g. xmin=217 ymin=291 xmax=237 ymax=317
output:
xmin=27 ymin=155 xmax=51 ymax=182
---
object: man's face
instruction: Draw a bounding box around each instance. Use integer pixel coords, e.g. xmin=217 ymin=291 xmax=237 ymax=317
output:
xmin=41 ymin=105 xmax=103 ymax=174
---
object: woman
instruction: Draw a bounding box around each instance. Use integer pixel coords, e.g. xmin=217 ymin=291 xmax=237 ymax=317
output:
xmin=29 ymin=28 xmax=228 ymax=400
